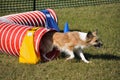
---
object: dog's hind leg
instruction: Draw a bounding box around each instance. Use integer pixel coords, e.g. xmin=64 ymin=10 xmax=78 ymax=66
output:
xmin=65 ymin=50 xmax=75 ymax=61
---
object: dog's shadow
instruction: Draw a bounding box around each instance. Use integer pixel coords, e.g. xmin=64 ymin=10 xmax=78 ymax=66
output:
xmin=60 ymin=52 xmax=120 ymax=61
xmin=78 ymin=53 xmax=120 ymax=61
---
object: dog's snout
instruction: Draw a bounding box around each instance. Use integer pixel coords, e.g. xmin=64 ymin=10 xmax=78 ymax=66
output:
xmin=94 ymin=41 xmax=103 ymax=48
xmin=98 ymin=42 xmax=103 ymax=47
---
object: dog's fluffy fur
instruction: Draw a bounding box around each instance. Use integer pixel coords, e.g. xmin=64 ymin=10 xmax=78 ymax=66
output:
xmin=40 ymin=30 xmax=102 ymax=63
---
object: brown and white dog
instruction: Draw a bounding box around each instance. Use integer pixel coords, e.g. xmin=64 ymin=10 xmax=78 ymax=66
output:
xmin=40 ymin=30 xmax=103 ymax=63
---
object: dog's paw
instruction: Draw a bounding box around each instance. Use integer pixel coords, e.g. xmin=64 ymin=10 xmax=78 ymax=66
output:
xmin=83 ymin=60 xmax=90 ymax=63
xmin=85 ymin=61 xmax=93 ymax=64
xmin=65 ymin=58 xmax=71 ymax=61
xmin=85 ymin=61 xmax=89 ymax=63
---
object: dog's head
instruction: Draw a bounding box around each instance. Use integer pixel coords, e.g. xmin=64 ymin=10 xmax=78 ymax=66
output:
xmin=86 ymin=30 xmax=103 ymax=48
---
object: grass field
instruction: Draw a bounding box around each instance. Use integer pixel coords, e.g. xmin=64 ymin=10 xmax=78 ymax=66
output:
xmin=0 ymin=3 xmax=120 ymax=80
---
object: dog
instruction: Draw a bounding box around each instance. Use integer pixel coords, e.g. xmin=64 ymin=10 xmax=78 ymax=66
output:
xmin=40 ymin=30 xmax=103 ymax=63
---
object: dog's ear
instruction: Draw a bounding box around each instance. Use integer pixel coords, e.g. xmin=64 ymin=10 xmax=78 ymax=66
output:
xmin=92 ymin=29 xmax=98 ymax=36
xmin=87 ymin=31 xmax=93 ymax=39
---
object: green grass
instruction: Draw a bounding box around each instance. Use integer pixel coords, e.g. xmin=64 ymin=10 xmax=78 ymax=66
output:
xmin=0 ymin=3 xmax=120 ymax=80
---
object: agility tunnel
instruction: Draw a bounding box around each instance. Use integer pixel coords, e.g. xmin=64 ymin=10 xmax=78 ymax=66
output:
xmin=0 ymin=21 xmax=60 ymax=64
xmin=0 ymin=9 xmax=58 ymax=27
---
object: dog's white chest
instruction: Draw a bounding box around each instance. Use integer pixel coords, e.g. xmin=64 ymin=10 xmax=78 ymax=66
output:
xmin=78 ymin=32 xmax=87 ymax=41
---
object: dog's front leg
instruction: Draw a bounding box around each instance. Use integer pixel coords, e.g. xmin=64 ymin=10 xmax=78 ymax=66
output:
xmin=80 ymin=52 xmax=89 ymax=63
xmin=75 ymin=49 xmax=89 ymax=63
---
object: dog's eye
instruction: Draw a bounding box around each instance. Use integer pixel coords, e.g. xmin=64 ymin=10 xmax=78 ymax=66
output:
xmin=95 ymin=40 xmax=98 ymax=42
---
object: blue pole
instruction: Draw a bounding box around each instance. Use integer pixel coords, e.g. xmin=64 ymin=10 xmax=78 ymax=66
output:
xmin=64 ymin=22 xmax=69 ymax=33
